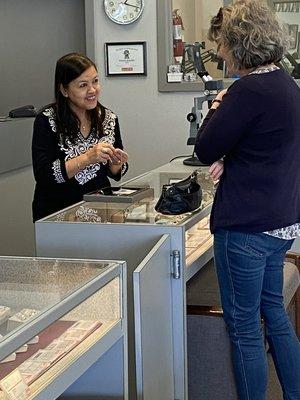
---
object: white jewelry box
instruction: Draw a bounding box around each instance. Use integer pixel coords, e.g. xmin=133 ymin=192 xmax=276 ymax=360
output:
xmin=167 ymin=72 xmax=183 ymax=82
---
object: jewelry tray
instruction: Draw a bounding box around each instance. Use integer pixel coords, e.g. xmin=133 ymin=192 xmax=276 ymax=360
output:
xmin=83 ymin=186 xmax=154 ymax=203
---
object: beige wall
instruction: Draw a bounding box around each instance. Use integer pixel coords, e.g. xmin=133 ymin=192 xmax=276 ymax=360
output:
xmin=91 ymin=0 xmax=197 ymax=182
xmin=0 ymin=167 xmax=35 ymax=256
xmin=0 ymin=0 xmax=86 ymax=256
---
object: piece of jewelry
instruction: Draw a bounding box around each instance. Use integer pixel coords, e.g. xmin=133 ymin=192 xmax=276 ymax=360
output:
xmin=80 ymin=120 xmax=90 ymax=133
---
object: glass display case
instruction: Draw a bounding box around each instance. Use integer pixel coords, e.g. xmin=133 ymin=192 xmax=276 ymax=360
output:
xmin=0 ymin=256 xmax=127 ymax=400
xmin=47 ymin=163 xmax=213 ymax=229
xmin=35 ymin=159 xmax=214 ymax=400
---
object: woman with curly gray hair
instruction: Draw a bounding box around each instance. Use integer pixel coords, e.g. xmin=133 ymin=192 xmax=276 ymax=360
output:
xmin=195 ymin=1 xmax=300 ymax=399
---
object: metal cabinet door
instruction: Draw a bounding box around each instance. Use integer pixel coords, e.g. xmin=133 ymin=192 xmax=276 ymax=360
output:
xmin=134 ymin=234 xmax=174 ymax=400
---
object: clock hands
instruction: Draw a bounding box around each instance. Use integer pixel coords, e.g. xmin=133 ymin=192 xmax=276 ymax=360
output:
xmin=114 ymin=3 xmax=126 ymax=18
xmin=123 ymin=0 xmax=140 ymax=9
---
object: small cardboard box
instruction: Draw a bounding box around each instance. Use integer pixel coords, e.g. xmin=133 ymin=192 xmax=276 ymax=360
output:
xmin=167 ymin=72 xmax=183 ymax=82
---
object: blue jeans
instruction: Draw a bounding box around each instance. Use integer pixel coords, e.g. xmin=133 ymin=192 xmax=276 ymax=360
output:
xmin=214 ymin=229 xmax=300 ymax=400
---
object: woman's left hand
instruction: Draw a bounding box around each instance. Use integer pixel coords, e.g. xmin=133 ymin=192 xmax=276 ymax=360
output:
xmin=110 ymin=148 xmax=128 ymax=166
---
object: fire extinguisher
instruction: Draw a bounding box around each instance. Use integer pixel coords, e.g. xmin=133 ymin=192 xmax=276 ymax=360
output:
xmin=172 ymin=9 xmax=184 ymax=64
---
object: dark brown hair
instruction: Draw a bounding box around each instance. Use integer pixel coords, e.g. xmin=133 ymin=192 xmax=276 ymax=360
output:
xmin=54 ymin=53 xmax=104 ymax=143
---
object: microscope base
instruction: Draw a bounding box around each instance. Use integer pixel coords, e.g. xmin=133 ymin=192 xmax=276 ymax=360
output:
xmin=183 ymin=157 xmax=209 ymax=167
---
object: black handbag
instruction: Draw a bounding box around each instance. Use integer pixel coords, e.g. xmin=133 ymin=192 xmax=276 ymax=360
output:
xmin=155 ymin=171 xmax=202 ymax=215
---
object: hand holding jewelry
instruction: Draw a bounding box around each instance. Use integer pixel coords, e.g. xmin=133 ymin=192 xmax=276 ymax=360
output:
xmin=110 ymin=148 xmax=128 ymax=165
xmin=87 ymin=142 xmax=115 ymax=164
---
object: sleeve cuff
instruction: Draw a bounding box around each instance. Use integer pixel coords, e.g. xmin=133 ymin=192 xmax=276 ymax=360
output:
xmin=108 ymin=162 xmax=129 ymax=181
xmin=52 ymin=159 xmax=67 ymax=183
xmin=121 ymin=162 xmax=128 ymax=176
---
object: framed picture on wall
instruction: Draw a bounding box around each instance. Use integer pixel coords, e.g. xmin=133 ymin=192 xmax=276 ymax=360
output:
xmin=297 ymin=32 xmax=300 ymax=57
xmin=273 ymin=1 xmax=300 ymax=12
xmin=288 ymin=24 xmax=298 ymax=50
xmin=105 ymin=41 xmax=147 ymax=76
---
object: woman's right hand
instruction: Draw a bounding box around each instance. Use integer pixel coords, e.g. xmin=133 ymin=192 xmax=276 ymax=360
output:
xmin=215 ymin=88 xmax=228 ymax=102
xmin=209 ymin=160 xmax=224 ymax=181
xmin=86 ymin=142 xmax=115 ymax=164
xmin=211 ymin=89 xmax=228 ymax=110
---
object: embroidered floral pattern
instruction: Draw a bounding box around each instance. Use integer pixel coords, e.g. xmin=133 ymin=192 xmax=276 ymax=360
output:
xmin=101 ymin=109 xmax=117 ymax=145
xmin=43 ymin=108 xmax=57 ymax=133
xmin=75 ymin=205 xmax=102 ymax=222
xmin=265 ymin=223 xmax=300 ymax=240
xmin=60 ymin=132 xmax=101 ymax=185
xmin=44 ymin=106 xmax=118 ymax=185
xmin=121 ymin=162 xmax=128 ymax=176
xmin=55 ymin=212 xmax=67 ymax=222
xmin=54 ymin=207 xmax=102 ymax=223
xmin=52 ymin=159 xmax=65 ymax=183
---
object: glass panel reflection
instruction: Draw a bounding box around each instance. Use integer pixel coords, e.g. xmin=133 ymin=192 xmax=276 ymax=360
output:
xmin=0 ymin=259 xmax=114 ymax=340
xmin=170 ymin=0 xmax=300 ymax=80
xmin=0 ymin=276 xmax=120 ymax=392
xmin=171 ymin=0 xmax=225 ymax=79
xmin=46 ymin=169 xmax=214 ymax=226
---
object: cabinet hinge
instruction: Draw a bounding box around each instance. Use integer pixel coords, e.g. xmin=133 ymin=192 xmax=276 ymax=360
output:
xmin=171 ymin=250 xmax=181 ymax=279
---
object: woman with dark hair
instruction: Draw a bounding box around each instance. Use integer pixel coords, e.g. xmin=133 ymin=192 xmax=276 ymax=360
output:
xmin=32 ymin=53 xmax=128 ymax=222
xmin=195 ymin=1 xmax=300 ymax=399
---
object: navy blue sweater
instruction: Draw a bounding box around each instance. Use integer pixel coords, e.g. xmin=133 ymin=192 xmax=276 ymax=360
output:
xmin=195 ymin=70 xmax=300 ymax=233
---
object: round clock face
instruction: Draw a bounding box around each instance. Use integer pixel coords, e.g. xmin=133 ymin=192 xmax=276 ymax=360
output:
xmin=104 ymin=0 xmax=144 ymax=25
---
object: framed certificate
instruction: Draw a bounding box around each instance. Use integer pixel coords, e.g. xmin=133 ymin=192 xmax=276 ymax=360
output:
xmin=105 ymin=41 xmax=147 ymax=76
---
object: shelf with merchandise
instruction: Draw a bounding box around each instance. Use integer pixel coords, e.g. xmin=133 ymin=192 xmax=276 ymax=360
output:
xmin=185 ymin=215 xmax=214 ymax=279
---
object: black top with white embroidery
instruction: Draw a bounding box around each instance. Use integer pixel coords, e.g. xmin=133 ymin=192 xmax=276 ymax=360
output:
xmin=32 ymin=104 xmax=127 ymax=222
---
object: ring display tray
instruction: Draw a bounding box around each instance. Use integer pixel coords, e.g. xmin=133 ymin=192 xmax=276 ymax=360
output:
xmin=83 ymin=186 xmax=154 ymax=204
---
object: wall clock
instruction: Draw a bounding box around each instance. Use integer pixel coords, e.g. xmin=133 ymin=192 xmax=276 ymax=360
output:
xmin=103 ymin=0 xmax=144 ymax=25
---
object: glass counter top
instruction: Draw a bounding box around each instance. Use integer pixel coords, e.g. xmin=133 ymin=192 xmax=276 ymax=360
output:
xmin=0 ymin=257 xmax=117 ymax=341
xmin=44 ymin=168 xmax=215 ymax=226
xmin=0 ymin=257 xmax=124 ymax=396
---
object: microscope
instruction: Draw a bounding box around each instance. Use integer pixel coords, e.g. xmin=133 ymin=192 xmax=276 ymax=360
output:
xmin=182 ymin=42 xmax=224 ymax=166
xmin=280 ymin=53 xmax=300 ymax=79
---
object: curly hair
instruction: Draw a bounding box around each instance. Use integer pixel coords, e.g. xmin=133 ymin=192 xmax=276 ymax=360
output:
xmin=208 ymin=0 xmax=288 ymax=70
